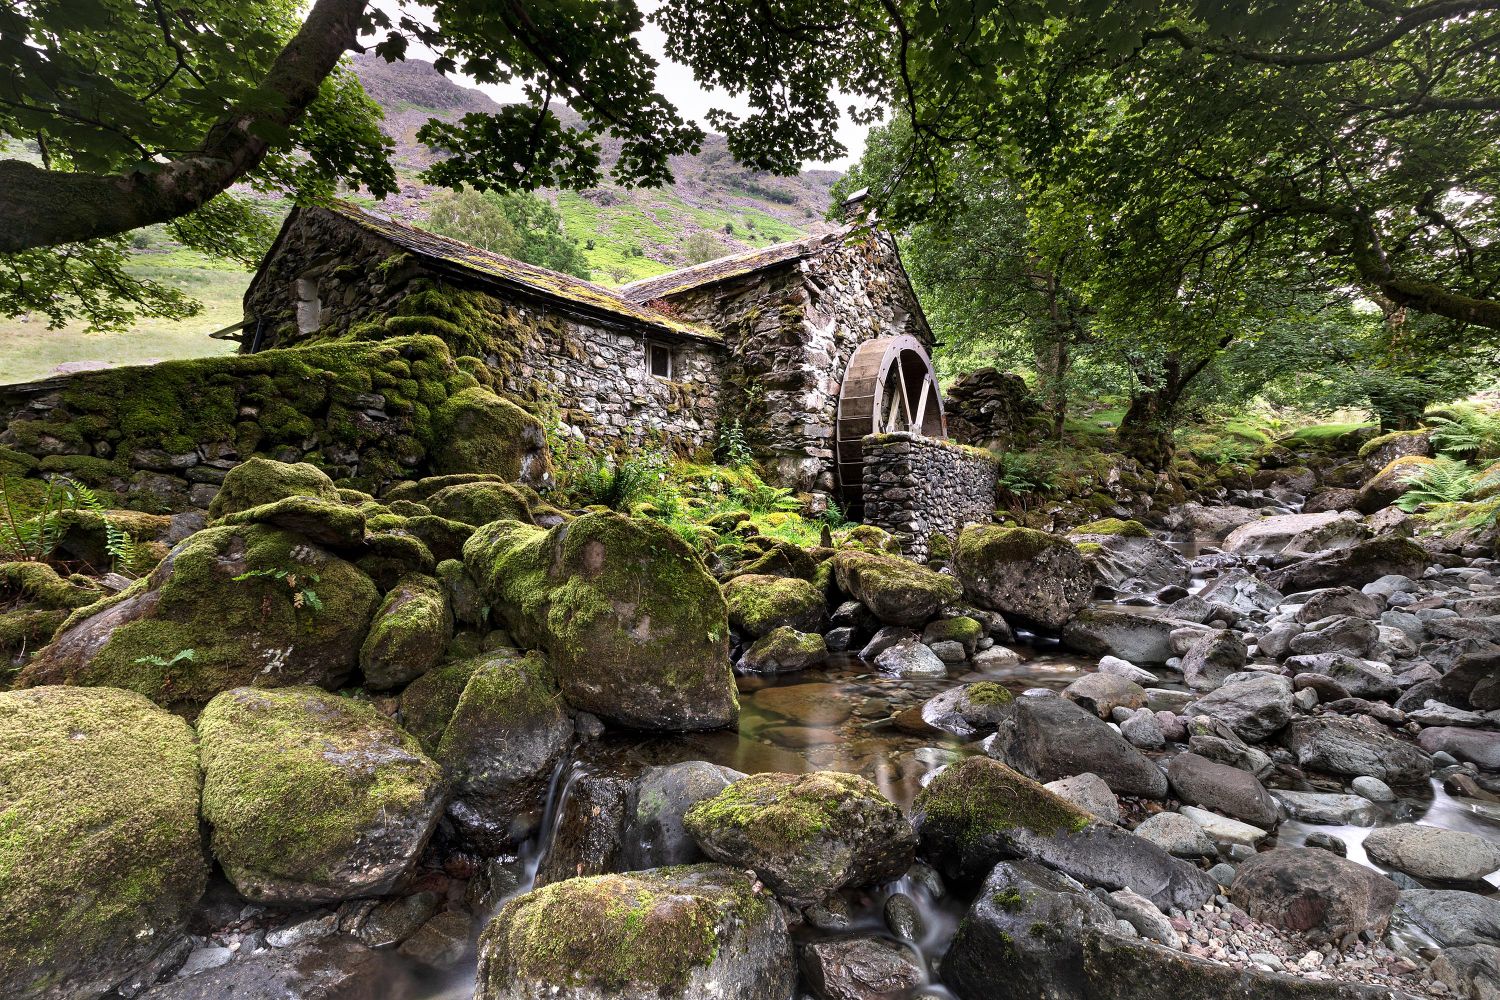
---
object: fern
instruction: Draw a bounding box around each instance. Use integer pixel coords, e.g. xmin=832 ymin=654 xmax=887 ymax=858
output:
xmin=0 ymin=477 xmax=75 ymax=562
xmin=67 ymin=479 xmax=141 ymax=573
xmin=1428 ymin=406 xmax=1500 ymax=460
xmin=134 ymin=649 xmax=197 ymax=668
xmin=1396 ymin=457 xmax=1478 ymax=511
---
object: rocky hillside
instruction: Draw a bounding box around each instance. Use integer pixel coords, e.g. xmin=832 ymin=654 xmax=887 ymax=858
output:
xmin=352 ymin=53 xmax=841 ymax=283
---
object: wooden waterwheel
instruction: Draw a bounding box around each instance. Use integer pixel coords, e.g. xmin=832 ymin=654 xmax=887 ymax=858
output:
xmin=834 ymin=335 xmax=947 ymax=519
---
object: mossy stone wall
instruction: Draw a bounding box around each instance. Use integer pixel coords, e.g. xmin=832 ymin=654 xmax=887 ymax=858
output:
xmin=0 ymin=336 xmax=546 ymax=510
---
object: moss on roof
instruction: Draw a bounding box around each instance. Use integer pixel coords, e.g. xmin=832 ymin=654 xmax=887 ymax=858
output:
xmin=619 ymin=230 xmax=849 ymax=303
xmin=323 ymin=202 xmax=720 ymax=343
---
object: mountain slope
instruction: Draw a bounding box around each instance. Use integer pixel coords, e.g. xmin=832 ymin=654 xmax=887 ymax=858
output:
xmin=351 ymin=54 xmax=841 ymax=283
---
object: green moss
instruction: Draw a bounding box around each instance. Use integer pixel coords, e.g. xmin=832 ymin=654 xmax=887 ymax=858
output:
xmin=482 ymin=866 xmax=767 ymax=993
xmin=0 ymin=562 xmax=102 ymax=609
xmin=1070 ymin=518 xmax=1151 ymax=538
xmin=1357 ymin=428 xmax=1429 ymax=459
xmin=965 ymin=681 xmax=1014 ymax=708
xmin=924 ymin=616 xmax=983 ymax=647
xmin=425 ymin=481 xmax=534 ymax=527
xmin=1074 ymin=541 xmax=1103 ymax=556
xmin=209 ymin=457 xmax=340 ymax=520
xmin=428 ymin=386 xmax=549 ymax=481
xmin=398 ymin=656 xmax=486 ymax=753
xmin=0 ymin=609 xmax=67 ymax=661
xmin=956 ymin=525 xmax=1076 ymax=565
xmin=0 ymin=687 xmax=204 ymax=991
xmin=914 ymin=757 xmax=1092 ymax=846
xmin=684 ymin=771 xmax=874 ymax=858
xmin=385 ymin=473 xmax=509 ymax=503
xmin=722 ymin=573 xmax=824 ymax=637
xmin=196 ymin=686 xmax=440 ymax=894
xmin=359 ymin=573 xmax=452 ymax=690
xmin=219 ymin=495 xmax=367 ymax=548
xmin=830 ymin=550 xmax=961 ymax=627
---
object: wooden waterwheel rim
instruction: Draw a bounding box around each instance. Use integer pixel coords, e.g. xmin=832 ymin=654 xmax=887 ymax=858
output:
xmin=834 ymin=335 xmax=947 ymax=518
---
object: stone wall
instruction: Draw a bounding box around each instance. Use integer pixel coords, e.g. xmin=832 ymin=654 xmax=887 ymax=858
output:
xmin=861 ymin=432 xmax=997 ymax=561
xmin=0 ymin=336 xmax=546 ymax=512
xmin=244 ymin=208 xmax=722 ymax=453
xmin=654 ymin=228 xmax=932 ymax=494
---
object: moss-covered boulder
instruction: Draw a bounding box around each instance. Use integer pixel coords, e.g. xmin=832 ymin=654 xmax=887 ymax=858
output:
xmin=476 ymin=865 xmax=794 ymax=1000
xmin=424 ymin=481 xmax=535 ymax=527
xmin=728 ymin=540 xmax=819 ymax=581
xmin=738 ymin=626 xmax=827 ymax=674
xmin=0 ymin=686 xmax=205 ymax=1000
xmin=359 ymin=573 xmax=453 ymax=690
xmin=920 ymin=680 xmax=1015 ymax=739
xmin=1265 ymin=535 xmax=1430 ymax=593
xmin=954 ymin=525 xmax=1092 ymax=631
xmin=1358 ymin=428 xmax=1434 ymax=471
xmin=429 ymin=386 xmax=551 ymax=485
xmin=17 ymin=524 xmax=380 ymax=713
xmin=830 ymin=550 xmax=961 ymax=627
xmin=464 ymin=512 xmax=736 ymax=731
xmin=921 ymin=615 xmax=984 ymax=656
xmin=431 ymin=652 xmax=574 ymax=852
xmin=1355 ymin=455 xmax=1435 ymax=514
xmin=208 ymin=456 xmax=341 ymax=519
xmin=683 ymin=771 xmax=917 ymax=907
xmin=198 ymin=686 xmax=445 ymax=904
xmin=723 ymin=573 xmax=825 ymax=638
xmin=218 ymin=495 xmax=367 ymax=548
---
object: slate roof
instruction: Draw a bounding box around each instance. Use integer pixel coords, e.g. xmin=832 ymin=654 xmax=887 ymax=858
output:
xmin=320 ymin=202 xmax=719 ymax=342
xmin=619 ymin=230 xmax=849 ymax=304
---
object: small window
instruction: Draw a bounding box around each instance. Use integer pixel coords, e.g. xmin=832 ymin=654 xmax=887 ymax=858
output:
xmin=648 ymin=342 xmax=673 ymax=379
xmin=294 ymin=276 xmax=321 ymax=334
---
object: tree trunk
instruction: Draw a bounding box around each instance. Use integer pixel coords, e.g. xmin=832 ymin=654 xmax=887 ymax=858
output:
xmin=1117 ymin=390 xmax=1177 ymax=471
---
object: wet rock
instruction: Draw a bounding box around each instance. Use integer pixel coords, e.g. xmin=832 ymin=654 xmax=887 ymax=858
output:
xmin=1286 ymin=716 xmax=1433 ymax=783
xmin=859 ymin=624 xmax=917 ymax=660
xmin=724 ymin=574 xmax=826 ymax=638
xmin=1223 ymin=511 xmax=1349 ymax=557
xmin=1168 ymin=503 xmax=1260 ymax=542
xmin=1131 ymin=811 xmax=1217 ymax=858
xmin=1362 ymin=823 xmax=1500 ymax=883
xmin=1063 ymin=672 xmax=1147 ymax=718
xmin=1180 ymin=629 xmax=1249 ymax=691
xmin=475 ymin=865 xmax=793 ymax=1000
xmin=0 ymin=687 xmax=206 ymax=1000
xmin=1271 ymin=790 xmax=1377 ymax=826
xmin=464 ymin=512 xmax=737 ymax=731
xmin=354 ymin=892 xmax=441 ymax=948
xmin=1418 ymin=726 xmax=1500 ymax=769
xmin=922 ymin=615 xmax=983 ymax=657
xmin=1167 ymin=753 xmax=1280 ymax=827
xmin=874 ymin=636 xmax=948 ymax=678
xmin=1288 ymin=616 xmax=1380 ymax=659
xmin=920 ymin=681 xmax=1014 ymax=739
xmin=989 ymin=694 xmax=1169 ymax=799
xmin=1397 ymin=889 xmax=1500 ymax=947
xmin=799 ymin=937 xmax=924 ymax=1000
xmin=1182 ymin=672 xmax=1294 ymax=743
xmin=1067 ymin=521 xmax=1190 ymax=595
xmin=953 ymin=525 xmax=1092 ymax=631
xmin=1197 ymin=570 xmax=1283 ymax=616
xmin=1352 ymin=775 xmax=1395 ymax=802
xmin=359 ymin=572 xmax=452 ymax=690
xmin=1431 ymin=944 xmax=1500 ymax=1000
xmin=1187 ymin=732 xmax=1274 ymax=777
xmin=631 ymin=760 xmax=745 ymax=869
xmin=1286 ymin=653 xmax=1398 ymax=701
xmin=831 ymin=550 xmax=961 ymax=626
xmin=1062 ymin=608 xmax=1207 ymax=665
xmin=883 ymin=892 xmax=925 ymax=940
xmin=1098 ymin=654 xmax=1157 ymax=684
xmin=972 ymin=644 xmax=1022 ymax=670
xmin=138 ymin=939 xmax=421 ymax=1000
xmin=18 ymin=524 xmax=380 ymax=713
xmin=197 ymin=686 xmax=445 ymax=904
xmin=1044 ymin=772 xmax=1121 ymax=824
xmin=1229 ymin=848 xmax=1399 ymax=941
xmin=942 ymin=861 xmax=1115 ymax=1000
xmin=755 ymin=683 xmax=854 ymax=726
xmin=684 ymin=771 xmax=917 ymax=907
xmin=396 ymin=909 xmax=471 ymax=970
xmin=1265 ymin=536 xmax=1429 ymax=593
xmin=1106 ymin=888 xmax=1179 ymax=947
xmin=740 ymin=626 xmax=828 ymax=673
xmin=534 ymin=769 xmax=631 ymax=887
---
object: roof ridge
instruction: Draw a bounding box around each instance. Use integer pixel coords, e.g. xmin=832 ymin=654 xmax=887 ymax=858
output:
xmin=618 ymin=228 xmax=850 ymax=303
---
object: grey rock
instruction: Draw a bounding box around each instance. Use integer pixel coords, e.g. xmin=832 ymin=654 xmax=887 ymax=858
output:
xmin=1418 ymin=726 xmax=1500 ymax=769
xmin=874 ymin=637 xmax=949 ymax=678
xmin=1061 ymin=608 xmax=1208 ymax=666
xmin=1286 ymin=716 xmax=1433 ymax=784
xmin=1229 ymin=848 xmax=1399 ymax=942
xmin=1351 ymin=775 xmax=1395 ymax=802
xmin=799 ymin=937 xmax=924 ymax=1000
xmin=1106 ymin=888 xmax=1180 ymax=948
xmin=1180 ymin=630 xmax=1249 ymax=692
xmin=1270 ymin=790 xmax=1377 ymax=826
xmin=1182 ymin=672 xmax=1294 ymax=743
xmin=1167 ymin=753 xmax=1280 ymax=827
xmin=989 ymin=695 xmax=1169 ymax=799
xmin=1062 ymin=672 xmax=1147 ymax=719
xmin=1132 ymin=812 xmax=1217 ymax=859
xmin=632 ymin=760 xmax=745 ymax=869
xmin=1363 ymin=823 xmax=1500 ymax=883
xmin=1287 ymin=616 xmax=1380 ymax=659
xmin=1044 ymin=773 xmax=1121 ymax=824
xmin=1397 ymin=888 xmax=1500 ymax=947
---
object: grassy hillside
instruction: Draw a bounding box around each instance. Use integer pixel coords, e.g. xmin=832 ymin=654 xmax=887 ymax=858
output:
xmin=0 ymin=55 xmax=837 ymax=384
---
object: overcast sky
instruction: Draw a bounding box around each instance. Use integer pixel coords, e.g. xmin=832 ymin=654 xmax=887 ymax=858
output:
xmin=370 ymin=1 xmax=869 ymax=171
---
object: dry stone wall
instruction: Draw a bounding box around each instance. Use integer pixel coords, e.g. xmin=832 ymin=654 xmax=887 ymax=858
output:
xmin=654 ymin=228 xmax=932 ymax=493
xmin=861 ymin=432 xmax=998 ymax=561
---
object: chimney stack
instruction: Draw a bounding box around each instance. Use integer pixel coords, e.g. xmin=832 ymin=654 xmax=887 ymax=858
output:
xmin=840 ymin=187 xmax=872 ymax=224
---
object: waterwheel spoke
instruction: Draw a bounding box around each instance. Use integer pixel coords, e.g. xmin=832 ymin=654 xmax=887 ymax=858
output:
xmin=913 ymin=376 xmax=932 ymax=432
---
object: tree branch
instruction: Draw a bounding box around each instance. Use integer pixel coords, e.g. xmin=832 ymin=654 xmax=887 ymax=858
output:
xmin=0 ymin=0 xmax=368 ymax=251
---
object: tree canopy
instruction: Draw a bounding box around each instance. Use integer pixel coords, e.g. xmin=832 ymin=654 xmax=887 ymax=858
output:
xmin=424 ymin=188 xmax=591 ymax=278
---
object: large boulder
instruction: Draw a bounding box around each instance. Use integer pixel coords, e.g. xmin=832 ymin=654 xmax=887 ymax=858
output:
xmin=1223 ymin=512 xmax=1348 ymax=557
xmin=1067 ymin=519 xmax=1190 ymax=595
xmin=1266 ymin=536 xmax=1429 ymax=593
xmin=197 ymin=687 xmax=445 ymax=904
xmin=359 ymin=573 xmax=452 ymax=690
xmin=17 ymin=524 xmax=380 ymax=714
xmin=464 ymin=512 xmax=736 ymax=731
xmin=989 ymin=694 xmax=1169 ymax=798
xmin=631 ymin=761 xmax=745 ymax=869
xmin=953 ymin=525 xmax=1093 ymax=630
xmin=420 ymin=651 xmax=574 ymax=852
xmin=1285 ymin=716 xmax=1432 ymax=784
xmin=1166 ymin=752 xmax=1279 ymax=827
xmin=830 ymin=550 xmax=961 ymax=626
xmin=1229 ymin=848 xmax=1399 ymax=942
xmin=1354 ymin=455 xmax=1435 ymax=513
xmin=921 ymin=681 xmax=1015 ymax=739
xmin=683 ymin=771 xmax=916 ymax=907
xmin=428 ymin=385 xmax=551 ymax=484
xmin=1397 ymin=889 xmax=1500 ymax=948
xmin=207 ymin=456 xmax=340 ymax=519
xmin=1183 ymin=673 xmax=1295 ymax=743
xmin=1197 ymin=570 xmax=1283 ymax=616
xmin=475 ymin=866 xmax=794 ymax=1000
xmin=1062 ymin=608 xmax=1206 ymax=665
xmin=914 ymin=758 xmax=1210 ymax=910
xmin=1362 ymin=824 xmax=1500 ymax=883
xmin=1179 ymin=629 xmax=1248 ymax=691
xmin=424 ymin=481 xmax=536 ymax=527
xmin=941 ymin=861 xmax=1116 ymax=1000
xmin=0 ymin=687 xmax=206 ymax=1000
xmin=723 ymin=574 xmax=825 ymax=638
xmin=799 ymin=937 xmax=924 ymax=1000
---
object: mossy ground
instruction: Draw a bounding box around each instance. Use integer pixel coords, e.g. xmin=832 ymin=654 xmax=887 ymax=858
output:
xmin=915 ymin=756 xmax=1092 ymax=846
xmin=0 ymin=686 xmax=204 ymax=993
xmin=197 ymin=686 xmax=441 ymax=891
